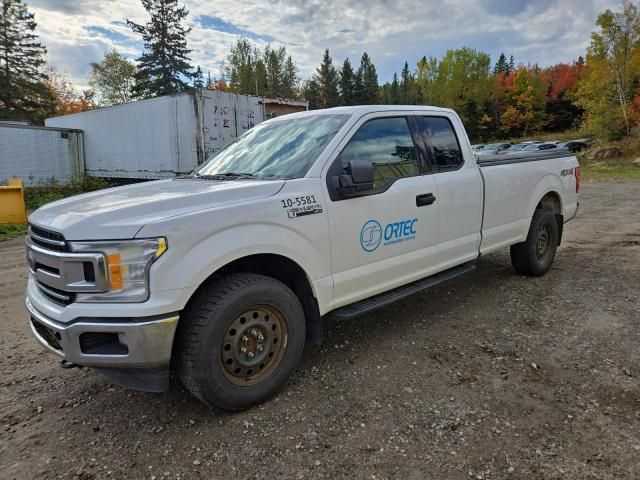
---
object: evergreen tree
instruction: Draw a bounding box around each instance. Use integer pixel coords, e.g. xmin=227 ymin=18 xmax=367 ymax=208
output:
xmin=312 ymin=49 xmax=340 ymax=108
xmin=127 ymin=0 xmax=193 ymax=98
xmin=339 ymin=58 xmax=356 ymax=105
xmin=0 ymin=0 xmax=54 ymax=123
xmin=493 ymin=53 xmax=508 ymax=75
xmin=390 ymin=72 xmax=400 ymax=104
xmin=282 ymin=55 xmax=298 ymax=99
xmin=355 ymin=52 xmax=379 ymax=104
xmin=192 ymin=66 xmax=204 ymax=89
xmin=400 ymin=60 xmax=413 ymax=103
xmin=263 ymin=44 xmax=283 ymax=96
xmin=254 ymin=48 xmax=267 ymax=95
xmin=226 ymin=38 xmax=298 ymax=98
xmin=303 ymin=78 xmax=320 ymax=109
xmin=508 ymin=55 xmax=515 ymax=74
xmin=353 ymin=66 xmax=364 ymax=105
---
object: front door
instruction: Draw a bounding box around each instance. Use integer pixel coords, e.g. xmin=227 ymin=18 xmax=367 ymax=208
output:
xmin=323 ymin=113 xmax=440 ymax=309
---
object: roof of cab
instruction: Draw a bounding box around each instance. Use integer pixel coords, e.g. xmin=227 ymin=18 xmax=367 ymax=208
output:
xmin=268 ymin=104 xmax=456 ymax=121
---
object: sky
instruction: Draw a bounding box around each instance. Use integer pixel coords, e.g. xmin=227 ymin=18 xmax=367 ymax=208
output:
xmin=28 ymin=0 xmax=622 ymax=91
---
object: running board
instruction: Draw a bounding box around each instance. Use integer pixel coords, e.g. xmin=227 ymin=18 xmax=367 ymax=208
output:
xmin=328 ymin=262 xmax=476 ymax=321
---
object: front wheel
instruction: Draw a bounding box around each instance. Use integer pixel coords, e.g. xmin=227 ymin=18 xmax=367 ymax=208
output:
xmin=510 ymin=209 xmax=559 ymax=276
xmin=176 ymin=273 xmax=306 ymax=411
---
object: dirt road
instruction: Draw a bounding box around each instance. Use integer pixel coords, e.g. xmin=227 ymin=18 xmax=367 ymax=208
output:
xmin=1 ymin=180 xmax=639 ymax=480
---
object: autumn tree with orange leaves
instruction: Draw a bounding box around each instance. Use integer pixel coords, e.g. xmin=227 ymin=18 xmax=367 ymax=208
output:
xmin=45 ymin=68 xmax=94 ymax=117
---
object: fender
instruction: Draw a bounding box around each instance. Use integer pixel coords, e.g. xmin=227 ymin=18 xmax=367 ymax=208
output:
xmin=527 ymin=174 xmax=563 ymax=218
xmin=144 ymin=221 xmax=334 ymax=314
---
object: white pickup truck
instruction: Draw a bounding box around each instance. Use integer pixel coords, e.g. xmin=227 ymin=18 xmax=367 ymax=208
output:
xmin=25 ymin=105 xmax=580 ymax=410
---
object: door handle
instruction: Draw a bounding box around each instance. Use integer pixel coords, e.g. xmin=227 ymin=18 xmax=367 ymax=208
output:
xmin=416 ymin=193 xmax=436 ymax=207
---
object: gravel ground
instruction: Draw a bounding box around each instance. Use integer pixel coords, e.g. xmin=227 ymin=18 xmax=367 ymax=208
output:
xmin=1 ymin=180 xmax=639 ymax=480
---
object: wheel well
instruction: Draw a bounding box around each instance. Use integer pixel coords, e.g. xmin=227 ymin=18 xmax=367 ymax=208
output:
xmin=536 ymin=191 xmax=563 ymax=245
xmin=536 ymin=191 xmax=561 ymax=214
xmin=186 ymin=254 xmax=322 ymax=345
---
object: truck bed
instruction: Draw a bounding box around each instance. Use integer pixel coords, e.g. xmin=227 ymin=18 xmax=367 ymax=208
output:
xmin=476 ymin=148 xmax=573 ymax=167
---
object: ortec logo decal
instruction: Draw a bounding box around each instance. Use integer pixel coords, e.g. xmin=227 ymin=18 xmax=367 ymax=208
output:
xmin=360 ymin=218 xmax=418 ymax=252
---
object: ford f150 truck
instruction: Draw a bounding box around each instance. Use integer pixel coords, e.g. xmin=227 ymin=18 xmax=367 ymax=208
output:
xmin=25 ymin=106 xmax=579 ymax=410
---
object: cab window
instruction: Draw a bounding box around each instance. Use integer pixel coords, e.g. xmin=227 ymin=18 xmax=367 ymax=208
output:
xmin=337 ymin=117 xmax=419 ymax=191
xmin=418 ymin=116 xmax=464 ymax=170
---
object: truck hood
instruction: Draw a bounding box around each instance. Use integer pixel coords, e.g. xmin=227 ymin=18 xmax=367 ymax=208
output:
xmin=29 ymin=178 xmax=285 ymax=240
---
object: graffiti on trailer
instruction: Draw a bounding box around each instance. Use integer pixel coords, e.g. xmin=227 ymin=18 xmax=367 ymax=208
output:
xmin=212 ymin=106 xmax=231 ymax=116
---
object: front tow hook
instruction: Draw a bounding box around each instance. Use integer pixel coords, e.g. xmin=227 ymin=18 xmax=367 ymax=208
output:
xmin=60 ymin=359 xmax=82 ymax=369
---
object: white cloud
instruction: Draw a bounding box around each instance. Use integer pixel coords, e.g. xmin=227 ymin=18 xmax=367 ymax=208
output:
xmin=29 ymin=0 xmax=620 ymax=91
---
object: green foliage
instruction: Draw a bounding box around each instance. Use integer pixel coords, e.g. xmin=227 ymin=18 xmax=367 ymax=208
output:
xmin=226 ymin=37 xmax=255 ymax=94
xmin=127 ymin=0 xmax=194 ymax=98
xmin=399 ymin=61 xmax=418 ymax=104
xmin=89 ymin=50 xmax=137 ymax=106
xmin=0 ymin=0 xmax=55 ymax=124
xmin=306 ymin=50 xmax=380 ymax=107
xmin=0 ymin=223 xmax=27 ymax=241
xmin=579 ymin=0 xmax=640 ymax=137
xmin=305 ymin=49 xmax=340 ymax=108
xmin=339 ymin=58 xmax=356 ymax=105
xmin=225 ymin=38 xmax=299 ymax=98
xmin=576 ymin=57 xmax=626 ymax=140
xmin=192 ymin=65 xmax=204 ymax=89
xmin=302 ymin=78 xmax=320 ymax=109
xmin=355 ymin=52 xmax=379 ymax=104
xmin=581 ymin=163 xmax=640 ymax=178
xmin=413 ymin=48 xmax=493 ymax=139
xmin=380 ymin=72 xmax=400 ymax=104
xmin=501 ymin=66 xmax=547 ymax=136
xmin=24 ymin=175 xmax=113 ymax=211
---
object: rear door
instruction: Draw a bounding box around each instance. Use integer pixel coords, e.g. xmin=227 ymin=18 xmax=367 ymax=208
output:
xmin=415 ymin=114 xmax=483 ymax=270
xmin=322 ymin=112 xmax=440 ymax=309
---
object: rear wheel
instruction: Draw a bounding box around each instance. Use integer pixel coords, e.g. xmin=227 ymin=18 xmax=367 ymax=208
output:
xmin=176 ymin=273 xmax=305 ymax=411
xmin=510 ymin=209 xmax=559 ymax=276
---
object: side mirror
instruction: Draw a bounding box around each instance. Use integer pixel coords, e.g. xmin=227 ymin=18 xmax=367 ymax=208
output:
xmin=334 ymin=159 xmax=375 ymax=197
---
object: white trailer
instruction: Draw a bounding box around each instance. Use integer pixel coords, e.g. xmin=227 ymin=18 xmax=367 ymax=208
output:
xmin=0 ymin=123 xmax=84 ymax=186
xmin=45 ymin=90 xmax=307 ymax=180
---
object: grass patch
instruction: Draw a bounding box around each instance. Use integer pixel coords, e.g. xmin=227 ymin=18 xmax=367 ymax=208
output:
xmin=581 ymin=163 xmax=640 ymax=180
xmin=24 ymin=176 xmax=113 ymax=211
xmin=577 ymin=136 xmax=640 ymax=180
xmin=0 ymin=223 xmax=28 ymax=242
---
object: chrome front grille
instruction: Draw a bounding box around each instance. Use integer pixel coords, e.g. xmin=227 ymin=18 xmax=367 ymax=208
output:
xmin=26 ymin=225 xmax=108 ymax=305
xmin=28 ymin=225 xmax=67 ymax=252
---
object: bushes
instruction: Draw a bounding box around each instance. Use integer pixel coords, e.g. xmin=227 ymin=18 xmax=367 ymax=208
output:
xmin=24 ymin=175 xmax=112 ymax=211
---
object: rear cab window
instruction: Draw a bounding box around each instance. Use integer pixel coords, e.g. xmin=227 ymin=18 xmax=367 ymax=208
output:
xmin=417 ymin=116 xmax=464 ymax=171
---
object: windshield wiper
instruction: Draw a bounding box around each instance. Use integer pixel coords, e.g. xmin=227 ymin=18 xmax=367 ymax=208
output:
xmin=194 ymin=172 xmax=257 ymax=180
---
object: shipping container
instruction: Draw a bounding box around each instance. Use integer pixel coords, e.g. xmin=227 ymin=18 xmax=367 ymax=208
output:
xmin=45 ymin=90 xmax=308 ymax=180
xmin=0 ymin=123 xmax=84 ymax=186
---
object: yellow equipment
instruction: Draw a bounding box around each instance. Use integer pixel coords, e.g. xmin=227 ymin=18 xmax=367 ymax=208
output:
xmin=0 ymin=178 xmax=28 ymax=224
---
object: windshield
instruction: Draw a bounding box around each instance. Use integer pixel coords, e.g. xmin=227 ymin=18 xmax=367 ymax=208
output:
xmin=196 ymin=114 xmax=349 ymax=179
xmin=523 ymin=144 xmax=540 ymax=150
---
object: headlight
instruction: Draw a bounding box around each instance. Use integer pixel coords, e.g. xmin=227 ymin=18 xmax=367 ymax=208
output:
xmin=69 ymin=238 xmax=167 ymax=303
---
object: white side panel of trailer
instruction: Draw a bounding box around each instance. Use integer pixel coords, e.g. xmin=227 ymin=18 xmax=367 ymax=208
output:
xmin=0 ymin=125 xmax=83 ymax=186
xmin=46 ymin=93 xmax=200 ymax=179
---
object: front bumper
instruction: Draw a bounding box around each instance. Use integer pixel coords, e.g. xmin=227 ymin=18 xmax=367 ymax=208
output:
xmin=26 ymin=296 xmax=178 ymax=369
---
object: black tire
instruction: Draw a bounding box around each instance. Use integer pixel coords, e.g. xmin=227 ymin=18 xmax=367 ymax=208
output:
xmin=510 ymin=209 xmax=559 ymax=276
xmin=176 ymin=273 xmax=305 ymax=411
